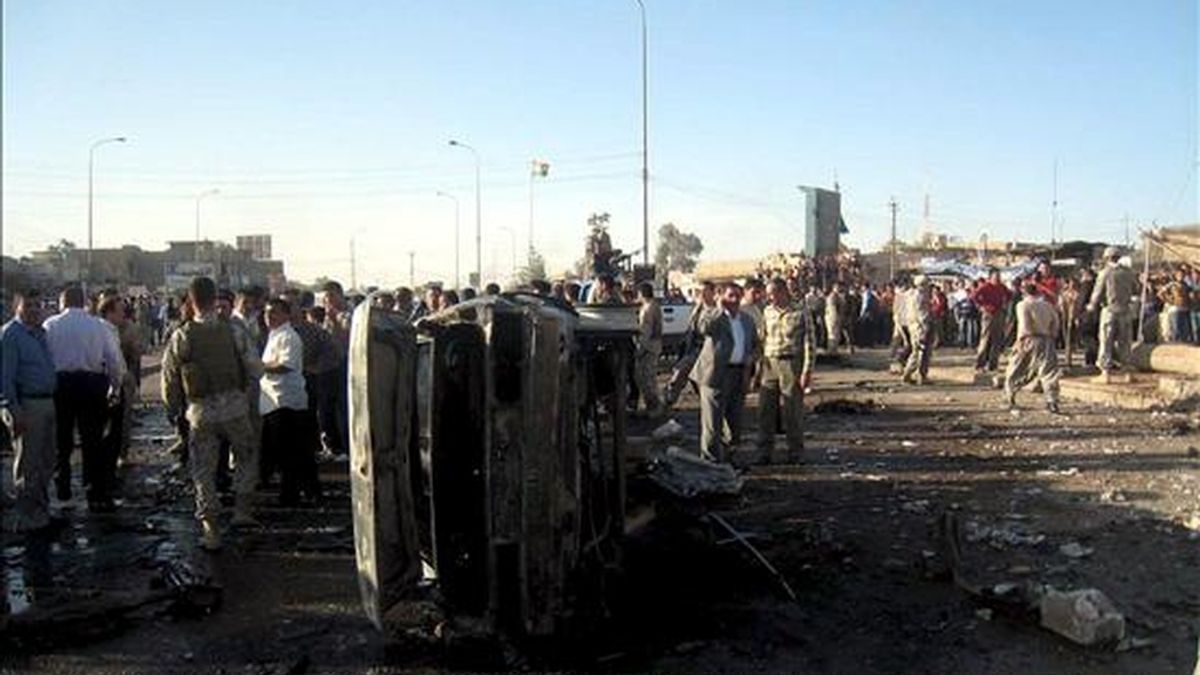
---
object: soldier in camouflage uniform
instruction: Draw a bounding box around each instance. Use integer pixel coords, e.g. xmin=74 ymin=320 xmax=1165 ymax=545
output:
xmin=162 ymin=277 xmax=263 ymax=550
xmin=1086 ymin=246 xmax=1137 ymax=381
xmin=755 ymin=278 xmax=815 ymax=464
xmin=902 ymin=276 xmax=934 ymax=385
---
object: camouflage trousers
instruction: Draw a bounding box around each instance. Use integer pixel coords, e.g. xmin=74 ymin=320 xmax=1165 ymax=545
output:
xmin=190 ymin=414 xmax=258 ymax=523
xmin=903 ymin=323 xmax=932 ymax=380
xmin=1098 ymin=307 xmax=1134 ymax=372
xmin=635 ymin=350 xmax=662 ymax=412
xmin=1005 ymin=336 xmax=1060 ymax=404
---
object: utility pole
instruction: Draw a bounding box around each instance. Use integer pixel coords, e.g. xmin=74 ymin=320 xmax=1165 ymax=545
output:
xmin=1123 ymin=213 xmax=1130 ymax=247
xmin=409 ymin=251 xmax=415 ymax=287
xmin=635 ymin=0 xmax=649 ymax=266
xmin=350 ymin=236 xmax=357 ymax=290
xmin=1050 ymin=158 xmax=1059 ymax=250
xmin=888 ymin=198 xmax=899 ymax=281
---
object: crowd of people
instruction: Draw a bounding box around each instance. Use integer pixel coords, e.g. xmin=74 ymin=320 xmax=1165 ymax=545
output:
xmin=4 ymin=247 xmax=1197 ymax=548
xmin=2 ymin=279 xmax=363 ymax=547
xmin=0 ymin=274 xmax=649 ymax=547
xmin=3 ymin=285 xmax=139 ymax=533
xmin=734 ymin=253 xmax=1200 ymax=363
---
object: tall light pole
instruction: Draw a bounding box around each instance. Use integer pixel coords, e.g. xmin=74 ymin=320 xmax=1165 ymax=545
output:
xmin=436 ymin=190 xmax=461 ymax=289
xmin=633 ymin=0 xmax=650 ymax=266
xmin=449 ymin=139 xmax=482 ymax=287
xmin=888 ymin=198 xmax=899 ymax=281
xmin=1050 ymin=158 xmax=1059 ymax=251
xmin=87 ymin=136 xmax=128 ymax=281
xmin=194 ymin=188 xmax=220 ymax=263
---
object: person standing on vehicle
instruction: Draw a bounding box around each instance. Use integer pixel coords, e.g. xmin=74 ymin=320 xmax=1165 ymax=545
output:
xmin=756 ymin=278 xmax=814 ymax=464
xmin=971 ymin=269 xmax=1013 ymax=373
xmin=2 ymin=290 xmax=59 ymax=531
xmin=634 ymin=283 xmax=664 ymax=417
xmin=1087 ymin=246 xmax=1137 ymax=381
xmin=161 ymin=277 xmax=263 ymax=550
xmin=43 ymin=285 xmax=125 ymax=510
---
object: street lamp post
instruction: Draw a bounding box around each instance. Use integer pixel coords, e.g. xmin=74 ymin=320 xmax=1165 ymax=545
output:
xmin=436 ymin=190 xmax=461 ymax=289
xmin=87 ymin=136 xmax=128 ymax=281
xmin=449 ymin=139 xmax=482 ymax=287
xmin=194 ymin=188 xmax=220 ymax=263
xmin=635 ymin=0 xmax=649 ymax=266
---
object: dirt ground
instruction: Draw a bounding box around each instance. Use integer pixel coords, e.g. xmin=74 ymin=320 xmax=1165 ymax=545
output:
xmin=2 ymin=347 xmax=1198 ymax=674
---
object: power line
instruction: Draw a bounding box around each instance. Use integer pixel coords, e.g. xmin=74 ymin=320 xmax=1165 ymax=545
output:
xmin=3 ymin=149 xmax=640 ymax=181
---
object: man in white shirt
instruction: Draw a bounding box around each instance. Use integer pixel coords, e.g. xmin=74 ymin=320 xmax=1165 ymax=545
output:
xmin=42 ymin=285 xmax=125 ymax=511
xmin=259 ymin=296 xmax=318 ymax=506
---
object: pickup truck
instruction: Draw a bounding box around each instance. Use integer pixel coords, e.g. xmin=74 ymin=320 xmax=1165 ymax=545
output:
xmin=660 ymin=300 xmax=694 ymax=357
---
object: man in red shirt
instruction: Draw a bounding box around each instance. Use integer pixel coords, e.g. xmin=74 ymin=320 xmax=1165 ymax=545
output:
xmin=970 ymin=269 xmax=1013 ymax=372
xmin=1035 ymin=261 xmax=1060 ymax=305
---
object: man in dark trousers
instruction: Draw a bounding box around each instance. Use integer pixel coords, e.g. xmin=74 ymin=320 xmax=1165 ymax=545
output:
xmin=690 ymin=282 xmax=759 ymax=463
xmin=43 ymin=285 xmax=125 ymax=511
xmin=260 ymin=296 xmax=318 ymax=506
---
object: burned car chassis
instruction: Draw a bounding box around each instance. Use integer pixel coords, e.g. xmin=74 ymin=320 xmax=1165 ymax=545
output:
xmin=349 ymin=294 xmax=636 ymax=643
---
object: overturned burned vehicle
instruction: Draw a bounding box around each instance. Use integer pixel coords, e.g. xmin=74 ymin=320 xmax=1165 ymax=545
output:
xmin=347 ymin=293 xmax=640 ymax=643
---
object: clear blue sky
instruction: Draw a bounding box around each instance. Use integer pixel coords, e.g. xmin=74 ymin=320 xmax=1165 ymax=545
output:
xmin=4 ymin=0 xmax=1197 ymax=285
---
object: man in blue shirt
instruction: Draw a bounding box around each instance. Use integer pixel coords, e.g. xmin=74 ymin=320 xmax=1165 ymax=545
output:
xmin=1 ymin=290 xmax=59 ymax=532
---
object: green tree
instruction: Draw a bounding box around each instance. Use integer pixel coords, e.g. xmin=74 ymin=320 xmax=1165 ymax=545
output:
xmin=517 ymin=247 xmax=547 ymax=285
xmin=654 ymin=223 xmax=703 ymax=279
xmin=48 ymin=239 xmax=77 ymax=262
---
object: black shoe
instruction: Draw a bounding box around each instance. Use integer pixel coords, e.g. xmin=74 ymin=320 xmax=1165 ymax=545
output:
xmin=1046 ymin=402 xmax=1065 ymax=416
xmin=56 ymin=483 xmax=72 ymax=502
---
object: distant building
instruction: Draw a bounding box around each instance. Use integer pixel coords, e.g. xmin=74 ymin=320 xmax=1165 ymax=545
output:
xmin=236 ymin=234 xmax=272 ymax=261
xmin=7 ymin=237 xmax=286 ymax=294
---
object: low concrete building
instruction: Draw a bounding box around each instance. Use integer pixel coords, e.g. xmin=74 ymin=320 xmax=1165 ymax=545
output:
xmin=7 ymin=238 xmax=286 ymax=293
